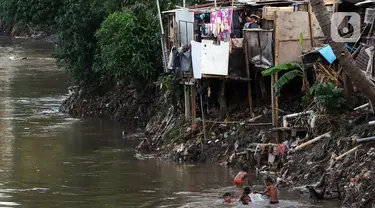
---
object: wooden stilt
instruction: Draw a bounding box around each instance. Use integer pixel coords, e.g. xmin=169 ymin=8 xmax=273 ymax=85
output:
xmin=184 ymin=85 xmax=190 ymax=120
xmin=259 ymin=75 xmax=267 ymax=103
xmin=200 ymin=94 xmax=207 ymax=140
xmin=275 ymin=75 xmax=279 ymax=127
xmin=271 ymin=74 xmax=276 ymax=127
xmin=308 ymin=3 xmax=315 ymax=47
xmin=219 ymin=80 xmax=228 ymax=119
xmin=273 ymin=11 xmax=280 ymax=127
xmin=191 ymin=84 xmax=197 ymax=128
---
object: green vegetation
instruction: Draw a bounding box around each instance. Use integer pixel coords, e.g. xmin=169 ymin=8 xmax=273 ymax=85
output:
xmin=0 ymin=0 xmax=205 ymax=87
xmin=95 ymin=10 xmax=161 ymax=85
xmin=261 ymin=62 xmax=306 ymax=96
xmin=262 ymin=32 xmax=348 ymax=113
xmin=305 ymin=81 xmax=348 ymax=114
xmin=262 ymin=33 xmax=309 ymax=96
xmin=54 ymin=0 xmax=123 ymax=85
xmin=0 ymin=0 xmax=63 ymax=31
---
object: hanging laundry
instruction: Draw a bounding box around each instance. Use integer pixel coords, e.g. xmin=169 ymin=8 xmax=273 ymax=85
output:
xmin=279 ymin=143 xmax=288 ymax=155
xmin=210 ymin=8 xmax=233 ymax=42
xmin=200 ymin=13 xmax=205 ymax=20
xmin=220 ymin=24 xmax=225 ymax=32
xmin=167 ymin=46 xmax=175 ymax=70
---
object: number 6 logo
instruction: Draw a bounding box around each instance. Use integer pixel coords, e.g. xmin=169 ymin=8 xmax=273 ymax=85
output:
xmin=331 ymin=12 xmax=361 ymax=43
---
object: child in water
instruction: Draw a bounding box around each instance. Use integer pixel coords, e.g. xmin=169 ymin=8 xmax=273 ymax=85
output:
xmin=223 ymin=192 xmax=237 ymax=206
xmin=239 ymin=186 xmax=252 ymax=202
xmin=240 ymin=194 xmax=250 ymax=205
xmin=234 ymin=167 xmax=252 ymax=187
xmin=254 ymin=177 xmax=279 ymax=204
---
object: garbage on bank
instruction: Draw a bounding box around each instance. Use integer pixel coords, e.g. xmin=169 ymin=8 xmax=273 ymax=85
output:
xmin=150 ymin=0 xmax=375 ymax=206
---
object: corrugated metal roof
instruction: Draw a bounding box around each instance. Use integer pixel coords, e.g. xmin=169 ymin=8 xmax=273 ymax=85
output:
xmin=355 ymin=44 xmax=372 ymax=72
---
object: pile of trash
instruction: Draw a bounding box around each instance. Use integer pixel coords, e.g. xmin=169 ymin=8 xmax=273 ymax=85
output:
xmin=134 ymin=88 xmax=375 ymax=207
xmin=277 ymin=112 xmax=375 ymax=207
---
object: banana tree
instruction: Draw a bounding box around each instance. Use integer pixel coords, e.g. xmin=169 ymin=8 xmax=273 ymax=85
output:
xmin=262 ymin=33 xmax=309 ymax=96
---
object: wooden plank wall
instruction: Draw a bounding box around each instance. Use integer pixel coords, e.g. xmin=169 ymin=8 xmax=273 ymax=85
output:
xmin=274 ymin=11 xmax=324 ymax=64
xmin=271 ymin=10 xmax=324 ymax=126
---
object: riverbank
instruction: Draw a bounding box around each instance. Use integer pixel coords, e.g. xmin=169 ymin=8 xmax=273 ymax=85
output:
xmin=0 ymin=25 xmax=58 ymax=44
xmin=60 ymin=82 xmax=375 ymax=207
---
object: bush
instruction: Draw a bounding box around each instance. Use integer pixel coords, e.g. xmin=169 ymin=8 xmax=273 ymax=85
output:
xmin=0 ymin=0 xmax=201 ymax=87
xmin=306 ymin=81 xmax=347 ymax=114
xmin=0 ymin=0 xmax=63 ymax=31
xmin=54 ymin=0 xmax=123 ymax=86
xmin=95 ymin=10 xmax=162 ymax=85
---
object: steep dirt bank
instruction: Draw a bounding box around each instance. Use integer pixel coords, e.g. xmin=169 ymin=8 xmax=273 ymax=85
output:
xmin=60 ymin=85 xmax=162 ymax=127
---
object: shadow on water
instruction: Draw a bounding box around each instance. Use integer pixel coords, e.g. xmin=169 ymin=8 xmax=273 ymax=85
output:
xmin=0 ymin=36 xmax=341 ymax=207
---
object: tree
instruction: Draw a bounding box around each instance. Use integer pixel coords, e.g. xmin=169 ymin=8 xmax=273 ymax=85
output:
xmin=54 ymin=0 xmax=123 ymax=85
xmin=95 ymin=10 xmax=162 ymax=85
xmin=0 ymin=0 xmax=63 ymax=31
xmin=310 ymin=0 xmax=375 ymax=104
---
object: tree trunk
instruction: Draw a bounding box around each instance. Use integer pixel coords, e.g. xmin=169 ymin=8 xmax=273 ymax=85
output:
xmin=310 ymin=0 xmax=375 ymax=104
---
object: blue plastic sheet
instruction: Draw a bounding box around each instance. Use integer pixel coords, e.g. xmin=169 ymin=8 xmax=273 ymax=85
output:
xmin=318 ymin=45 xmax=336 ymax=64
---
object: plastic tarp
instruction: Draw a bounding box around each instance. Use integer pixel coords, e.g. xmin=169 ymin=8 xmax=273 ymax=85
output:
xmin=191 ymin=40 xmax=202 ymax=79
xmin=200 ymin=40 xmax=229 ymax=76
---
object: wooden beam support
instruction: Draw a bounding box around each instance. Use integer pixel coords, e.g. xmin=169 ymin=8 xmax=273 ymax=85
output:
xmin=199 ymin=93 xmax=207 ymax=141
xmin=272 ymin=11 xmax=280 ymax=127
xmin=191 ymin=84 xmax=197 ymax=128
xmin=308 ymin=3 xmax=315 ymax=47
xmin=219 ymin=80 xmax=228 ymax=119
xmin=184 ymin=85 xmax=190 ymax=120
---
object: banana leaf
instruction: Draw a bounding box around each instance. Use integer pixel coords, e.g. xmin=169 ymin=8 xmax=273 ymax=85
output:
xmin=299 ymin=32 xmax=304 ymax=51
xmin=262 ymin=62 xmax=302 ymax=76
xmin=274 ymin=69 xmax=303 ymax=97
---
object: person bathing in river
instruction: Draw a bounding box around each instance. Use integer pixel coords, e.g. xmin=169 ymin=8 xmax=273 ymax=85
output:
xmin=234 ymin=166 xmax=252 ymax=187
xmin=240 ymin=194 xmax=251 ymax=206
xmin=239 ymin=186 xmax=252 ymax=202
xmin=223 ymin=192 xmax=237 ymax=206
xmin=254 ymin=177 xmax=279 ymax=204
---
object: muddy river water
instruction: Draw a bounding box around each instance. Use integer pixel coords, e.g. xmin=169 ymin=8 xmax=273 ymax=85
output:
xmin=0 ymin=37 xmax=341 ymax=207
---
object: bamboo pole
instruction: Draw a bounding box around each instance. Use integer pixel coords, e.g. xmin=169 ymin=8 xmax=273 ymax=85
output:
xmin=272 ymin=11 xmax=280 ymax=127
xmin=354 ymin=103 xmax=369 ymax=111
xmin=156 ymin=0 xmax=168 ymax=71
xmin=156 ymin=0 xmax=164 ymax=35
xmin=293 ymin=132 xmax=331 ymax=152
xmin=335 ymin=145 xmax=361 ymax=161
